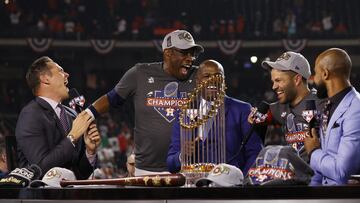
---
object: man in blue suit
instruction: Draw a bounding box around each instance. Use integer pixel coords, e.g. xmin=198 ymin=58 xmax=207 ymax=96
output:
xmin=167 ymin=59 xmax=263 ymax=175
xmin=305 ymin=48 xmax=360 ymax=185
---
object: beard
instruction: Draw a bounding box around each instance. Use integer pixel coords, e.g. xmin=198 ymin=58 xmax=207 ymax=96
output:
xmin=277 ymin=83 xmax=297 ymax=104
xmin=280 ymin=89 xmax=296 ymax=104
xmin=315 ymin=81 xmax=328 ymax=99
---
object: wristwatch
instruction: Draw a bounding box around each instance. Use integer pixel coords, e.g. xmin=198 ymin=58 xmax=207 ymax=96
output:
xmin=67 ymin=134 xmax=76 ymax=146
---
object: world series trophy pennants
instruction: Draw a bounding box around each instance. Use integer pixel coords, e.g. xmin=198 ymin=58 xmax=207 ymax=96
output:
xmin=179 ymin=74 xmax=226 ymax=186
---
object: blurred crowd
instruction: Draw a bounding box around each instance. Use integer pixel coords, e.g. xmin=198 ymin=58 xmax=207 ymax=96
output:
xmin=0 ymin=0 xmax=359 ymax=40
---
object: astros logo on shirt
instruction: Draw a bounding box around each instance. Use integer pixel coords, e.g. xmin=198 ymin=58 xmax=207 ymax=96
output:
xmin=146 ymin=82 xmax=187 ymax=123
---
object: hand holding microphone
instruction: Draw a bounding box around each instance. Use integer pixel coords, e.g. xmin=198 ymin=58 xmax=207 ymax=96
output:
xmin=84 ymin=123 xmax=101 ymax=155
xmin=303 ymin=100 xmax=321 ymax=157
xmin=243 ymin=101 xmax=269 ymax=145
xmin=69 ymin=88 xmax=101 ymax=153
xmin=302 ymin=100 xmax=320 ymax=137
xmin=248 ymin=101 xmax=270 ymax=125
xmin=68 ymin=111 xmax=93 ymax=142
xmin=229 ymin=101 xmax=269 ymax=163
xmin=69 ymin=88 xmax=94 ymax=122
xmin=68 ymin=88 xmax=95 ymax=125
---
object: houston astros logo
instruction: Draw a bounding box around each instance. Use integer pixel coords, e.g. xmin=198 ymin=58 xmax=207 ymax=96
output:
xmin=166 ymin=108 xmax=174 ymax=116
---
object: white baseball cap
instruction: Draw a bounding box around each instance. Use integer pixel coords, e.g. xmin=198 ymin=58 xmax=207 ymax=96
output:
xmin=162 ymin=30 xmax=204 ymax=53
xmin=30 ymin=167 xmax=76 ymax=188
xmin=261 ymin=51 xmax=311 ymax=79
xmin=195 ymin=163 xmax=244 ymax=187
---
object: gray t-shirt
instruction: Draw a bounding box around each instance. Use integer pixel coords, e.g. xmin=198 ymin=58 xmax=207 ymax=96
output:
xmin=114 ymin=62 xmax=197 ymax=171
xmin=269 ymin=91 xmax=323 ymax=163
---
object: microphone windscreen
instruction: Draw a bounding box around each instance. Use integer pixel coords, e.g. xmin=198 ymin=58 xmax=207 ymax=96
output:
xmin=257 ymin=101 xmax=270 ymax=114
xmin=305 ymin=100 xmax=316 ymax=111
xmin=0 ymin=164 xmax=42 ymax=188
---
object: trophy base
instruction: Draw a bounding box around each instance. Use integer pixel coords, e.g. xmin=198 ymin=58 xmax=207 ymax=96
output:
xmin=180 ymin=163 xmax=216 ymax=187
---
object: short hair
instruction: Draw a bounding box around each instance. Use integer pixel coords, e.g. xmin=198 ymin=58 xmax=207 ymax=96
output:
xmin=283 ymin=70 xmax=307 ymax=84
xmin=26 ymin=56 xmax=53 ymax=95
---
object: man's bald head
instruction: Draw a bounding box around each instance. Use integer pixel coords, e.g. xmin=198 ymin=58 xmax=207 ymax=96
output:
xmin=196 ymin=59 xmax=225 ymax=100
xmin=316 ymin=48 xmax=352 ymax=79
xmin=313 ymin=48 xmax=352 ymax=98
xmin=198 ymin=59 xmax=224 ymax=79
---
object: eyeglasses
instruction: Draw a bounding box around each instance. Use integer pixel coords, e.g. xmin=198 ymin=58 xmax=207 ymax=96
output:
xmin=172 ymin=48 xmax=200 ymax=59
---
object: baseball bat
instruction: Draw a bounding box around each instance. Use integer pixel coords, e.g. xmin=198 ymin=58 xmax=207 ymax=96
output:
xmin=60 ymin=173 xmax=186 ymax=187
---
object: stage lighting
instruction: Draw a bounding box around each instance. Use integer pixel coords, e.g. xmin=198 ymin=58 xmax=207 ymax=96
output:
xmin=250 ymin=56 xmax=258 ymax=63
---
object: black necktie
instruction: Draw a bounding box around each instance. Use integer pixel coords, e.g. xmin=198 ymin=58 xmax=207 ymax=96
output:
xmin=321 ymin=100 xmax=331 ymax=135
xmin=58 ymin=104 xmax=70 ymax=134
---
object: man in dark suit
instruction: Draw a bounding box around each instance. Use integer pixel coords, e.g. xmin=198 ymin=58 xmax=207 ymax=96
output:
xmin=167 ymin=60 xmax=263 ymax=175
xmin=15 ymin=56 xmax=101 ymax=179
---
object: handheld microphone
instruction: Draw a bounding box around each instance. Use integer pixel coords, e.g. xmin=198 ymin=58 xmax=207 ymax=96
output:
xmin=253 ymin=101 xmax=270 ymax=124
xmin=69 ymin=88 xmax=98 ymax=176
xmin=302 ymin=100 xmax=320 ymax=137
xmin=302 ymin=100 xmax=319 ymax=130
xmin=69 ymin=88 xmax=86 ymax=113
xmin=0 ymin=164 xmax=42 ymax=188
xmin=228 ymin=101 xmax=269 ymax=163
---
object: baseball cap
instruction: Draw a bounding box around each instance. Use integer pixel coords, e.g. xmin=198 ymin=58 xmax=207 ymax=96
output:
xmin=261 ymin=51 xmax=311 ymax=79
xmin=244 ymin=145 xmax=313 ymax=185
xmin=30 ymin=167 xmax=76 ymax=188
xmin=195 ymin=163 xmax=244 ymax=187
xmin=162 ymin=30 xmax=204 ymax=53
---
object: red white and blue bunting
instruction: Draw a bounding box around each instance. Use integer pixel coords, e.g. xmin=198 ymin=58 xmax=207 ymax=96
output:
xmin=26 ymin=38 xmax=53 ymax=53
xmin=217 ymin=40 xmax=242 ymax=55
xmin=282 ymin=39 xmax=307 ymax=52
xmin=90 ymin=39 xmax=116 ymax=54
xmin=152 ymin=40 xmax=163 ymax=52
xmin=23 ymin=38 xmax=312 ymax=55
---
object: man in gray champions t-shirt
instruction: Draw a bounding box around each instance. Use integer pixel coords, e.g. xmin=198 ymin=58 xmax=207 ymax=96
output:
xmin=249 ymin=51 xmax=323 ymax=163
xmin=268 ymin=90 xmax=322 ymax=163
xmin=84 ymin=30 xmax=204 ymax=175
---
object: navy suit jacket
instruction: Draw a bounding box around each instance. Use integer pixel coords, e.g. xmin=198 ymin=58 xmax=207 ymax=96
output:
xmin=15 ymin=97 xmax=93 ymax=179
xmin=310 ymin=88 xmax=360 ymax=185
xmin=167 ymin=96 xmax=263 ymax=175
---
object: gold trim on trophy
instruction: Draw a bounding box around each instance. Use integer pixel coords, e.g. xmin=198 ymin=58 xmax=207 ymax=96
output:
xmin=179 ymin=74 xmax=226 ymax=186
